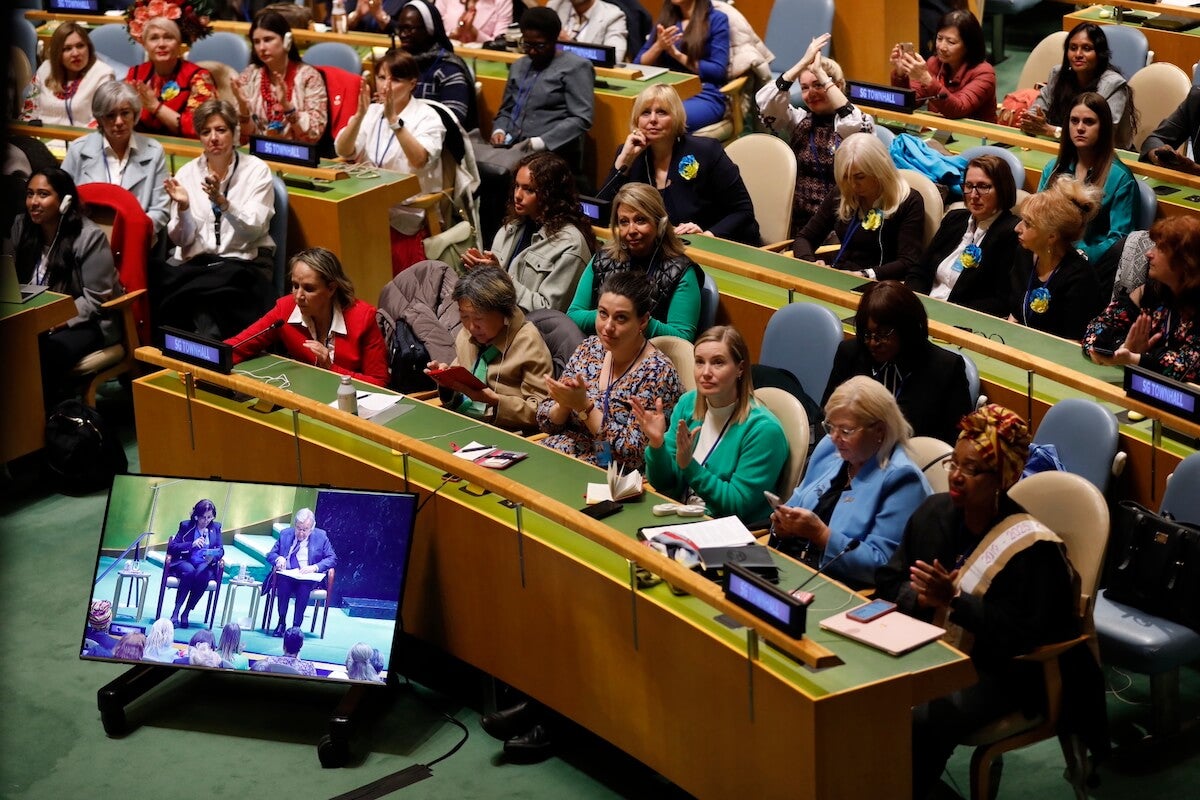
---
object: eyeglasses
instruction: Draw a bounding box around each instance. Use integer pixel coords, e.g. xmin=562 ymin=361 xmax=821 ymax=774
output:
xmin=821 ymin=421 xmax=866 ymax=438
xmin=942 ymin=460 xmax=994 ymax=478
xmin=521 ymin=40 xmax=554 ymax=53
xmin=962 ymin=183 xmax=994 ymax=195
xmin=861 ymin=327 xmax=896 ymax=344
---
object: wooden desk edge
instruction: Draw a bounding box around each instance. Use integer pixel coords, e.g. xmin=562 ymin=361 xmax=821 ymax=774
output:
xmin=691 ymin=248 xmax=1200 ymax=440
xmin=1048 ymin=0 xmax=1200 ymax=22
xmin=134 ymin=346 xmax=844 ymax=671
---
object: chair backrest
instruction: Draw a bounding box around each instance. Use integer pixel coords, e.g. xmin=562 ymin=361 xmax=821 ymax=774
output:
xmin=754 ymin=386 xmax=810 ymax=496
xmin=651 ymin=336 xmax=696 ymax=393
xmin=89 ymin=24 xmax=145 ymax=75
xmin=724 ymin=133 xmax=796 ymax=245
xmin=303 ymin=41 xmax=362 ymax=74
xmin=270 ymin=175 xmax=289 ymax=297
xmin=1194 ymin=60 xmax=1200 ymax=88
xmin=1032 ymin=398 xmax=1120 ymax=493
xmin=1161 ymin=452 xmax=1200 ymax=524
xmin=1017 ymin=31 xmax=1068 ymax=91
xmin=1128 ymin=62 xmax=1194 ymax=151
xmin=187 ymin=31 xmax=251 ymax=71
xmin=905 ymin=436 xmax=953 ymax=494
xmin=1009 ymin=470 xmax=1110 ymax=614
xmin=526 ymin=309 xmax=584 ymax=379
xmin=698 ymin=271 xmax=719 ymax=334
xmin=955 ymin=145 xmax=1027 ymax=194
xmin=78 ymin=182 xmax=153 ymax=345
xmin=764 ymin=0 xmax=833 ymax=75
xmin=873 ymin=125 xmax=895 ymax=151
xmin=263 ymin=662 xmax=302 ymax=674
xmin=958 ymin=349 xmax=981 ymax=409
xmin=10 ymin=12 xmax=36 ymax=74
xmin=1103 ymin=24 xmax=1150 ymax=80
xmin=1134 ymin=177 xmax=1158 ymax=230
xmin=759 ymin=302 xmax=844 ymax=404
xmin=898 ymin=169 xmax=944 ymax=250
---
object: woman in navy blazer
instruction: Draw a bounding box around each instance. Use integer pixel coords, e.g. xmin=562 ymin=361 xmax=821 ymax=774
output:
xmin=62 ymin=81 xmax=170 ymax=233
xmin=167 ymin=499 xmax=225 ymax=629
xmin=770 ymin=375 xmax=932 ymax=588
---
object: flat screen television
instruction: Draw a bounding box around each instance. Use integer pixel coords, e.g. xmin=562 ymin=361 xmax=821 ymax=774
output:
xmin=80 ymin=475 xmax=418 ymax=686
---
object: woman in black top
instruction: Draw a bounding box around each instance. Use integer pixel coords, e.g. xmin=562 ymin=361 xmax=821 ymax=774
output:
xmin=1009 ymin=176 xmax=1103 ymax=340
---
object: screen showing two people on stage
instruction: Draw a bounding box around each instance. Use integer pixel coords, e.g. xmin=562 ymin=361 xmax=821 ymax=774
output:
xmin=80 ymin=475 xmax=418 ymax=685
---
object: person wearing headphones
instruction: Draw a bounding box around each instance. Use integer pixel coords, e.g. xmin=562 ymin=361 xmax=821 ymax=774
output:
xmin=10 ymin=167 xmax=121 ymax=406
xmin=233 ymin=11 xmax=328 ymax=144
xmin=424 ymin=266 xmax=554 ymax=433
xmin=567 ymin=182 xmax=703 ymax=341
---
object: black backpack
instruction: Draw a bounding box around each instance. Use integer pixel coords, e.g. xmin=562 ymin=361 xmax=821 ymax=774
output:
xmin=44 ymin=400 xmax=128 ymax=494
xmin=388 ymin=316 xmax=436 ymax=394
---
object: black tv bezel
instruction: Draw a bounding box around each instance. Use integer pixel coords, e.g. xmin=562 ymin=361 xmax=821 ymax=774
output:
xmin=80 ymin=474 xmax=421 ymax=685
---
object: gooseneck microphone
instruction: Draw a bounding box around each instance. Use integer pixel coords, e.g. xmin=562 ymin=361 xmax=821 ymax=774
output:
xmin=789 ymin=539 xmax=862 ymax=603
xmin=229 ymin=320 xmax=283 ymax=349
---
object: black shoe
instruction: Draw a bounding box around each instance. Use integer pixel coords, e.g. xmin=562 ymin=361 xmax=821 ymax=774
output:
xmin=503 ymin=724 xmax=554 ymax=764
xmin=170 ymin=614 xmax=181 ymax=628
xmin=481 ymin=700 xmax=537 ymax=741
xmin=179 ymin=613 xmax=190 ymax=629
xmin=272 ymin=623 xmax=285 ymax=637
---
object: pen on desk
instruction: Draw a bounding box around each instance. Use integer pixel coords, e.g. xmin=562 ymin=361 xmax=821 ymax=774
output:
xmin=357 ymin=393 xmax=369 ymax=399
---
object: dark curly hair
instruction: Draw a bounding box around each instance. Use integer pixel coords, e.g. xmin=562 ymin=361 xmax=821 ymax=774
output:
xmin=504 ymin=152 xmax=597 ymax=252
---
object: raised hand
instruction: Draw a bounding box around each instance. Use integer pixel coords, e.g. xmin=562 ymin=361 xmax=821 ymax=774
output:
xmin=163 ymin=177 xmax=189 ymax=208
xmin=630 ymin=396 xmax=666 ymax=448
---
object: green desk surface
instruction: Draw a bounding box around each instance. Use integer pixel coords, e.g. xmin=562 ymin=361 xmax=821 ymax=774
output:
xmin=1074 ymin=6 xmax=1200 ymax=38
xmin=0 ymin=289 xmax=72 ymax=321
xmin=142 ymin=356 xmax=967 ymax=698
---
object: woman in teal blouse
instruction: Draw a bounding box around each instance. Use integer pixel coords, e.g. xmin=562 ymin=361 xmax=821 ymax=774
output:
xmin=632 ymin=325 xmax=787 ymax=522
xmin=1037 ymin=91 xmax=1137 ymax=264
xmin=567 ymin=182 xmax=702 ymax=341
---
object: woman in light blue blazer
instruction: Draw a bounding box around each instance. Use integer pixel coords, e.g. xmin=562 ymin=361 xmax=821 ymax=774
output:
xmin=769 ymin=375 xmax=932 ymax=588
xmin=62 ymin=81 xmax=169 ymax=233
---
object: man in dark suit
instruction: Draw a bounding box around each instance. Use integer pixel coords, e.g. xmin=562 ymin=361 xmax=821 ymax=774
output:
xmin=266 ymin=508 xmax=337 ymax=637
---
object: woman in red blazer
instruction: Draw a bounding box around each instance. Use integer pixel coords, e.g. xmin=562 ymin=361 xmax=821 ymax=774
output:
xmin=889 ymin=9 xmax=996 ymax=123
xmin=226 ymin=247 xmax=390 ymax=386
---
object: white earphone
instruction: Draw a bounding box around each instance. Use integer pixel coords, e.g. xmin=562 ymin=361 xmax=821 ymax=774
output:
xmin=283 ymin=31 xmax=294 ymax=51
xmin=59 ymin=194 xmax=73 ymax=214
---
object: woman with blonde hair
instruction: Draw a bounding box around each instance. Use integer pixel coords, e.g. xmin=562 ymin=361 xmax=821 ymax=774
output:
xmin=1009 ymin=176 xmax=1104 ymax=339
xmin=21 ymin=22 xmax=114 ymax=128
xmin=567 ymin=182 xmax=703 ymax=341
xmin=125 ymin=16 xmax=217 ymax=138
xmin=770 ymin=374 xmax=931 ymax=588
xmin=143 ymin=618 xmax=178 ymax=663
xmin=633 ymin=325 xmax=787 ymax=522
xmin=792 ymin=132 xmax=925 ymax=280
xmin=598 ymin=84 xmax=760 ymax=245
xmin=757 ymin=33 xmax=875 ymax=235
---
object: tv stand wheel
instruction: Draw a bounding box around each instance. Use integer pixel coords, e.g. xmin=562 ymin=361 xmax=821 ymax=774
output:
xmin=318 ymin=734 xmax=348 ymax=768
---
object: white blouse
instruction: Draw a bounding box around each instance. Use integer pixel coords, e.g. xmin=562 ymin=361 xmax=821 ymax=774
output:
xmin=167 ymin=152 xmax=275 ymax=263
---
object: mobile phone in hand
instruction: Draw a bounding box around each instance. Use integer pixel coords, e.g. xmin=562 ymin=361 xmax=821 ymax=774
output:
xmin=764 ymin=491 xmax=782 ymax=509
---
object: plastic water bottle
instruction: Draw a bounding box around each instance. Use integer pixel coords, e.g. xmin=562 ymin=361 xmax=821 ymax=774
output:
xmin=337 ymin=375 xmax=358 ymax=415
xmin=331 ymin=0 xmax=348 ymax=34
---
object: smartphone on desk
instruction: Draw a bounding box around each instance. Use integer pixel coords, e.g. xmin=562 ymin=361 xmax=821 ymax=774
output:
xmin=846 ymin=599 xmax=897 ymax=624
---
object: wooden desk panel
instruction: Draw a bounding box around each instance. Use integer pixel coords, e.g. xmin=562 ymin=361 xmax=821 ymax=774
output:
xmin=1 ymin=293 xmax=76 ymax=463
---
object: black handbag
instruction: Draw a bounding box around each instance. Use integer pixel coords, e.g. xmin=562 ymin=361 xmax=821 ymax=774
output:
xmin=1105 ymin=500 xmax=1200 ymax=630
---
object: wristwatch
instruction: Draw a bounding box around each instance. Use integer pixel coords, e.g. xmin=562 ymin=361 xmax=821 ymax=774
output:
xmin=775 ymin=75 xmax=794 ymax=92
xmin=574 ymin=401 xmax=594 ymax=423
xmin=390 ymin=118 xmax=405 ymax=131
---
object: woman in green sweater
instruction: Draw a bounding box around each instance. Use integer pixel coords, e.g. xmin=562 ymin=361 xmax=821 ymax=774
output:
xmin=567 ymin=182 xmax=703 ymax=341
xmin=632 ymin=325 xmax=787 ymax=522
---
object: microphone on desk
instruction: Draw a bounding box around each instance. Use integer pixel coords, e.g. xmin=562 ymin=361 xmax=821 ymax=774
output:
xmin=788 ymin=539 xmax=861 ymax=605
xmin=229 ymin=320 xmax=283 ymax=350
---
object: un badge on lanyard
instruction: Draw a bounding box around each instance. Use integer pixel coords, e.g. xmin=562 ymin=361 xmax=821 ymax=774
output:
xmin=595 ymin=440 xmax=613 ymax=468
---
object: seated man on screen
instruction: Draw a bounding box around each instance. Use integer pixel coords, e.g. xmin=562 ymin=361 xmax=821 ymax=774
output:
xmin=265 ymin=508 xmax=337 ymax=638
xmin=251 ymin=627 xmax=317 ymax=677
xmin=1139 ymin=86 xmax=1200 ymax=177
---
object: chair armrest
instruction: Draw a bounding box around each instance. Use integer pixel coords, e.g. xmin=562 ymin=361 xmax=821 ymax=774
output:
xmin=761 ymin=239 xmax=794 ymax=252
xmin=1015 ymin=633 xmax=1091 ymax=663
xmin=815 ymin=243 xmax=840 ymax=256
xmin=409 ymin=389 xmax=440 ymax=402
xmin=719 ymin=75 xmax=748 ymax=96
xmin=525 ymin=432 xmax=549 ymax=442
xmin=407 ymin=192 xmax=448 ymax=210
xmin=100 ymin=288 xmax=147 ymax=311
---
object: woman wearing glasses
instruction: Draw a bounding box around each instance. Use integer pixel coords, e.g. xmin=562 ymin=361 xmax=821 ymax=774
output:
xmin=875 ymin=405 xmax=1082 ymax=799
xmin=769 ymin=375 xmax=932 ymax=589
xmin=824 ymin=281 xmax=973 ymax=444
xmin=906 ymin=155 xmax=1019 ymax=317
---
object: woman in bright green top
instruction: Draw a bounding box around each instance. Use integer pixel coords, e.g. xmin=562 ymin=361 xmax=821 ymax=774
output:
xmin=632 ymin=325 xmax=787 ymax=522
xmin=1036 ymin=91 xmax=1137 ymax=266
xmin=567 ymin=182 xmax=702 ymax=342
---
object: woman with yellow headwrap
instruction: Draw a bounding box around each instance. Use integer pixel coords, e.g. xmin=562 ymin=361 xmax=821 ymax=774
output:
xmin=875 ymin=404 xmax=1082 ymax=799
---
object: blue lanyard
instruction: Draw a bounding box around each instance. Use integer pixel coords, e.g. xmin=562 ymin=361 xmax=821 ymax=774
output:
xmin=509 ymin=68 xmax=543 ymax=138
xmin=372 ymin=109 xmax=396 ymax=167
xmin=832 ymin=213 xmax=862 ymax=267
xmin=600 ymin=341 xmax=647 ymax=424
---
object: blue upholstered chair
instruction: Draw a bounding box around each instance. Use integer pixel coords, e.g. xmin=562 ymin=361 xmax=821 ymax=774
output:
xmin=1135 ymin=178 xmax=1158 ymax=230
xmin=1094 ymin=453 xmax=1200 ymax=739
xmin=763 ymin=0 xmax=833 ymax=107
xmin=1031 ymin=398 xmax=1124 ymax=494
xmin=302 ymin=42 xmax=362 ymax=75
xmin=1103 ymin=24 xmax=1151 ymax=80
xmin=270 ymin=175 xmax=290 ymax=297
xmin=698 ymin=272 xmax=719 ymax=334
xmin=759 ymin=302 xmax=844 ymax=405
xmin=957 ymin=145 xmax=1027 ymax=194
xmin=11 ymin=11 xmax=37 ymax=76
xmin=959 ymin=350 xmax=982 ymax=410
xmin=187 ymin=32 xmax=251 ymax=72
xmin=90 ymin=24 xmax=145 ymax=75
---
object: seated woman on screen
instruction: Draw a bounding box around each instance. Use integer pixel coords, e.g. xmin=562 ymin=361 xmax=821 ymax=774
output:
xmin=10 ymin=168 xmax=121 ymax=406
xmin=1036 ymin=91 xmax=1137 ymax=264
xmin=791 ymin=132 xmax=925 ymax=281
xmin=537 ymin=270 xmax=683 ymax=472
xmin=1009 ymin=177 xmax=1103 ymax=340
xmin=769 ymin=375 xmax=931 ymax=589
xmin=756 ymin=33 xmax=875 ymax=236
xmin=424 ymin=266 xmax=553 ymax=434
xmin=906 ymin=154 xmax=1019 ymax=317
xmin=233 ymin=11 xmax=328 ymax=144
xmin=874 ymin=405 xmax=1081 ymax=799
xmin=166 ymin=499 xmax=225 ymax=630
xmin=1083 ymin=215 xmax=1200 ymax=383
xmin=567 ymin=183 xmax=703 ymax=342
xmin=157 ymin=99 xmax=276 ymax=338
xmin=889 ymin=9 xmax=996 ymax=123
xmin=633 ymin=325 xmax=787 ymax=522
xmin=599 ymin=84 xmax=760 ymax=246
xmin=824 ymin=281 xmax=974 ymax=445
xmin=226 ymin=247 xmax=390 ymax=386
